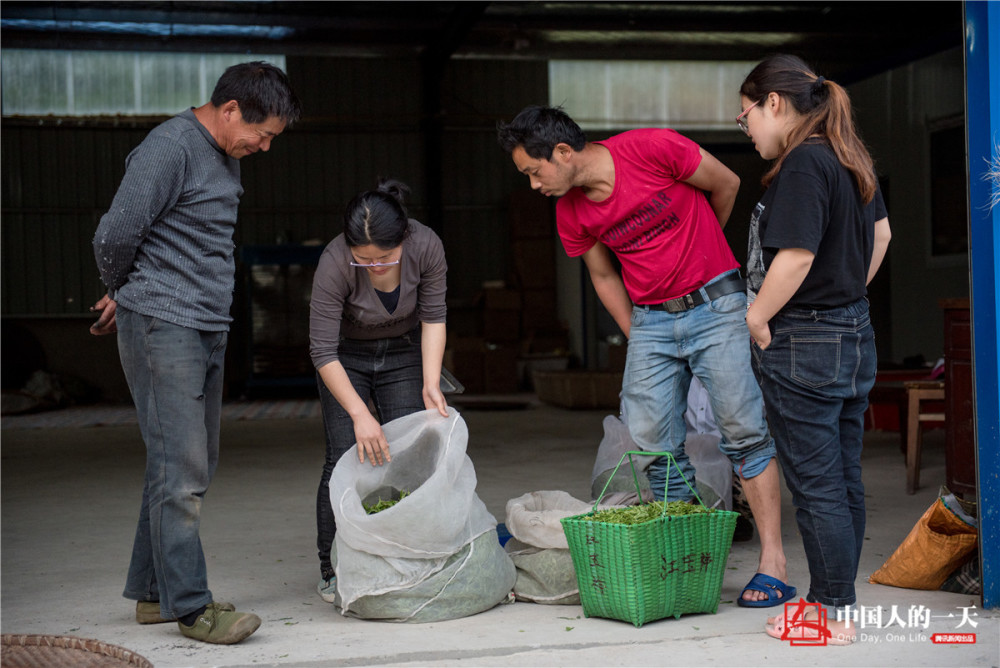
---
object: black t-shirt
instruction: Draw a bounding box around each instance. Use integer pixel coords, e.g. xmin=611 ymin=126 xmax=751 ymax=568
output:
xmin=747 ymin=140 xmax=888 ymax=309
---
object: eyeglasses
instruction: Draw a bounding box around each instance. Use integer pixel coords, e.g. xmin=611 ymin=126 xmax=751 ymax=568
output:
xmin=349 ymin=259 xmax=400 ymax=268
xmin=736 ymin=99 xmax=761 ymax=136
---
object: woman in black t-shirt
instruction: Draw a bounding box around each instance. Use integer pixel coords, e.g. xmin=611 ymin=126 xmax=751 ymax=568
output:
xmin=736 ymin=54 xmax=891 ymax=644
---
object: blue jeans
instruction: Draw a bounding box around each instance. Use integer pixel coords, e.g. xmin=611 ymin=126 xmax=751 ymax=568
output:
xmin=751 ymin=298 xmax=876 ymax=608
xmin=622 ymin=272 xmax=775 ymax=501
xmin=117 ymin=307 xmax=226 ymax=619
xmin=315 ymin=329 xmax=425 ymax=577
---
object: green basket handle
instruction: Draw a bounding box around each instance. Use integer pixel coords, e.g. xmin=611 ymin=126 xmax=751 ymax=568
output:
xmin=591 ymin=450 xmax=707 ymax=516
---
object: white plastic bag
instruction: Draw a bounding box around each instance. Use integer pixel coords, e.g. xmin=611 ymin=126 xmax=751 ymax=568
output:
xmin=331 ymin=408 xmax=514 ymax=622
xmin=590 ymin=377 xmax=733 ymax=509
xmin=683 ymin=377 xmax=733 ymax=510
xmin=590 ymin=413 xmax=655 ymax=504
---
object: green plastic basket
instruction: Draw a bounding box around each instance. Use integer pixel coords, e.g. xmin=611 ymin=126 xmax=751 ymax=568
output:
xmin=561 ymin=450 xmax=738 ymax=627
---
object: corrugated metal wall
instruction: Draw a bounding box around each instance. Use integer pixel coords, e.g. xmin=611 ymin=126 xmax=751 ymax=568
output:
xmin=440 ymin=60 xmax=551 ymax=300
xmin=2 ymin=124 xmax=151 ymax=315
xmin=1 ymin=55 xmax=548 ymax=317
xmin=1 ymin=54 xmax=548 ymax=395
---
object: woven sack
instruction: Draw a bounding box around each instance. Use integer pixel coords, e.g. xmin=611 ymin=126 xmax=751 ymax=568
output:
xmin=504 ymin=491 xmax=591 ymax=604
xmin=869 ymin=497 xmax=978 ymax=590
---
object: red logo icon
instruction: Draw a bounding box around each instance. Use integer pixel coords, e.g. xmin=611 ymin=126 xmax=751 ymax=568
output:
xmin=931 ymin=633 xmax=976 ymax=644
xmin=779 ymin=599 xmax=832 ymax=646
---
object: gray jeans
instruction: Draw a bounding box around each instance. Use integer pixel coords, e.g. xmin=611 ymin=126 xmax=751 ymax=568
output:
xmin=118 ymin=307 xmax=226 ymax=619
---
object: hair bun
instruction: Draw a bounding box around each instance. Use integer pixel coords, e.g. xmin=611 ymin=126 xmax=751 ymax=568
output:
xmin=376 ymin=177 xmax=410 ymax=205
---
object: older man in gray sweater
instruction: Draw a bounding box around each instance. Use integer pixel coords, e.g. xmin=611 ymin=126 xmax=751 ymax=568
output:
xmin=91 ymin=61 xmax=300 ymax=645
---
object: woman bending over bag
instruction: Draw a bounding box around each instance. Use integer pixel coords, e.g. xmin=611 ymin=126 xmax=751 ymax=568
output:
xmin=309 ymin=178 xmax=449 ymax=602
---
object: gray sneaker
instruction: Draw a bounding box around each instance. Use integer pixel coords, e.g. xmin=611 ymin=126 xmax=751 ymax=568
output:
xmin=317 ymin=576 xmax=337 ymax=603
xmin=136 ymin=600 xmax=235 ymax=624
xmin=177 ymin=605 xmax=261 ymax=645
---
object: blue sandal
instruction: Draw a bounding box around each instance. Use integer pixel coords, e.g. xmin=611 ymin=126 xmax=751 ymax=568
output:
xmin=737 ymin=572 xmax=796 ymax=608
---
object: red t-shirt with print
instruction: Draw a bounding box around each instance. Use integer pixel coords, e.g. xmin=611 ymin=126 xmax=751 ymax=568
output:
xmin=556 ymin=128 xmax=738 ymax=304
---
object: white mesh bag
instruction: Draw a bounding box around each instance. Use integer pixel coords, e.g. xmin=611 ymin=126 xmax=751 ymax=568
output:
xmin=330 ymin=408 xmax=514 ymax=622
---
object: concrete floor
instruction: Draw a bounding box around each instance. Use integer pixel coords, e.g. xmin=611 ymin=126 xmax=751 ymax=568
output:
xmin=2 ymin=397 xmax=997 ymax=668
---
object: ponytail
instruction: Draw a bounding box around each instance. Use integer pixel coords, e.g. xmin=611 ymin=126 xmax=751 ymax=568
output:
xmin=740 ymin=55 xmax=877 ymax=203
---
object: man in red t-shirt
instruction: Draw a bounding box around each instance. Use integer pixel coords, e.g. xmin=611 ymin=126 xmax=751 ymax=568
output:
xmin=498 ymin=106 xmax=794 ymax=608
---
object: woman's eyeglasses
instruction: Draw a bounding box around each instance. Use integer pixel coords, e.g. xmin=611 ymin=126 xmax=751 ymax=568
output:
xmin=349 ymin=259 xmax=401 ymax=268
xmin=736 ymin=99 xmax=761 ymax=136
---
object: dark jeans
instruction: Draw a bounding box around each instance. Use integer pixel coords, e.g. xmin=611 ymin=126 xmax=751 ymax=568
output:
xmin=117 ymin=307 xmax=225 ymax=619
xmin=751 ymin=297 xmax=876 ymax=608
xmin=315 ymin=330 xmax=425 ymax=577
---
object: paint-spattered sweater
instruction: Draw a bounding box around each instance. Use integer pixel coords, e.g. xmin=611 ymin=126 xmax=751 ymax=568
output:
xmin=93 ymin=109 xmax=243 ymax=331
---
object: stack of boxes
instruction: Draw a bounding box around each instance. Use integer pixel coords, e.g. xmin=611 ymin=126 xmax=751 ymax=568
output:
xmin=446 ymin=190 xmax=570 ymax=394
xmin=507 ymin=189 xmax=569 ymax=360
xmin=479 ymin=284 xmax=522 ymax=394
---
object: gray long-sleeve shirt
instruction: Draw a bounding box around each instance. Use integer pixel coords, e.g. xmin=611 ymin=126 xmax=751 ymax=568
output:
xmin=93 ymin=109 xmax=243 ymax=331
xmin=309 ymin=220 xmax=447 ymax=369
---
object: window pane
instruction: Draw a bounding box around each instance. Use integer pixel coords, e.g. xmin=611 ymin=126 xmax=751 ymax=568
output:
xmin=550 ymin=60 xmax=757 ymax=131
xmin=0 ymin=50 xmax=70 ymax=114
xmin=139 ymin=53 xmax=203 ymax=112
xmin=607 ymin=62 xmax=661 ymax=125
xmin=1 ymin=50 xmax=286 ymax=116
xmin=71 ymin=51 xmax=137 ymax=114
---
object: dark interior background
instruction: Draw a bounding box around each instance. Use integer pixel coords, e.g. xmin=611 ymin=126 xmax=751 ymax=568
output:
xmin=0 ymin=1 xmax=970 ymax=401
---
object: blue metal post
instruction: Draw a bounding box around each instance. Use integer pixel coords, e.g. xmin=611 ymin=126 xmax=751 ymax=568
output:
xmin=964 ymin=0 xmax=1000 ymax=610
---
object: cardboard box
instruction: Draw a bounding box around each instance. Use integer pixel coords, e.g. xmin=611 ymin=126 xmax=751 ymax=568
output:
xmin=533 ymin=370 xmax=623 ymax=409
xmin=518 ymin=353 xmax=571 ymax=390
xmin=483 ymin=309 xmax=521 ymax=342
xmin=484 ymin=344 xmax=520 ymax=393
xmin=512 ymin=238 xmax=556 ymax=289
xmin=522 ymin=326 xmax=570 ymax=355
xmin=508 ymin=189 xmax=554 ymax=239
xmin=446 ymin=338 xmax=486 ymax=394
xmin=607 ymin=342 xmax=628 ymax=371
xmin=446 ymin=338 xmax=521 ymax=394
xmin=483 ymin=287 xmax=522 ymax=310
xmin=521 ymin=288 xmax=560 ymax=330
